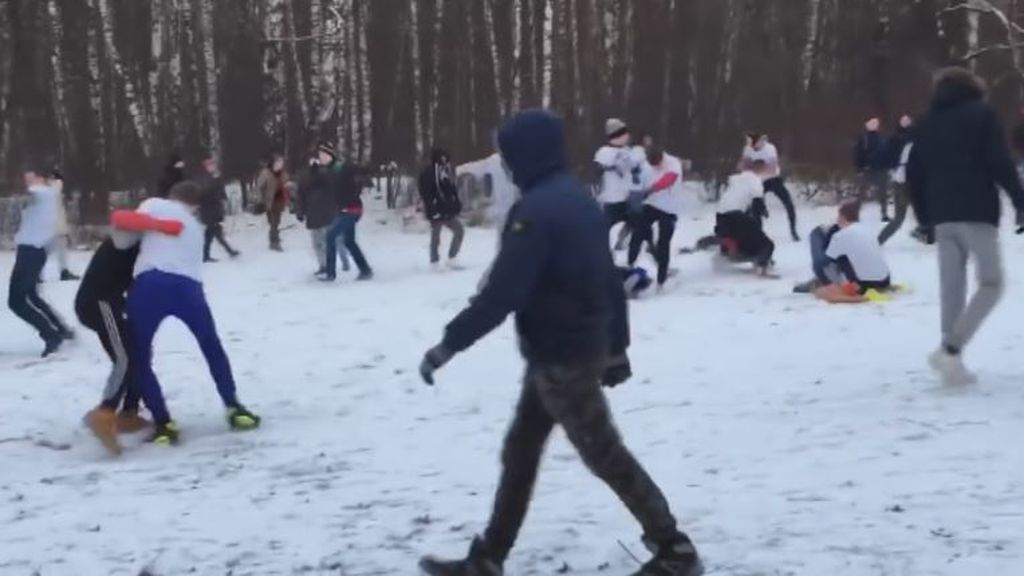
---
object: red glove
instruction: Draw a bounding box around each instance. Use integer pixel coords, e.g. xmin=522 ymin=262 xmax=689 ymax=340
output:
xmin=111 ymin=211 xmax=184 ymax=236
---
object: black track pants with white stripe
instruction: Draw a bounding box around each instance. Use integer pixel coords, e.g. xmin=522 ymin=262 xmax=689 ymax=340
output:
xmin=76 ymin=298 xmax=140 ymax=411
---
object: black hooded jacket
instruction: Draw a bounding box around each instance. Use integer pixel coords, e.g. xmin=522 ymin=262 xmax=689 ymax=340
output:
xmin=156 ymin=155 xmax=185 ymax=199
xmin=74 ymin=237 xmax=140 ymax=319
xmin=418 ymin=148 xmax=462 ymax=220
xmin=854 ymin=131 xmax=889 ymax=172
xmin=442 ymin=110 xmax=629 ymax=363
xmin=907 ymin=70 xmax=1024 ymax=227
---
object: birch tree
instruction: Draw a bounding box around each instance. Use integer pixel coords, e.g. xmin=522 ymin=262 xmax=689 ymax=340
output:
xmin=197 ymin=0 xmax=220 ymax=159
xmin=95 ymin=0 xmax=151 ymax=157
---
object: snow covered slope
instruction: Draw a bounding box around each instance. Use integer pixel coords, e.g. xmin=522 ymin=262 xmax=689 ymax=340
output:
xmin=1 ymin=199 xmax=1022 ymax=575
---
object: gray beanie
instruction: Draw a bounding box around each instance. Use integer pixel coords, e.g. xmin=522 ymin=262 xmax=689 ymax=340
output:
xmin=605 ymin=118 xmax=628 ymax=139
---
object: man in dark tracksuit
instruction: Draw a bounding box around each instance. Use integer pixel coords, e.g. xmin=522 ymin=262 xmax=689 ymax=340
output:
xmin=196 ymin=157 xmax=239 ymax=262
xmin=76 ymin=234 xmax=151 ymax=455
xmin=854 ymin=117 xmax=892 ymax=221
xmin=419 ymin=147 xmax=466 ymax=267
xmin=418 ymin=110 xmax=701 ymax=576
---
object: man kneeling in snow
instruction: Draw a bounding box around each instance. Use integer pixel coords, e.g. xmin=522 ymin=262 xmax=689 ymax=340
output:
xmin=794 ymin=201 xmax=892 ymax=303
xmin=713 ymin=158 xmax=775 ymax=275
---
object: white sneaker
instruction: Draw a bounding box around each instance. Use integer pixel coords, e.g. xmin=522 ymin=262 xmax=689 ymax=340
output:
xmin=928 ymin=349 xmax=978 ymax=385
xmin=447 ymin=258 xmax=466 ymax=271
xmin=430 ymin=262 xmax=444 ymax=273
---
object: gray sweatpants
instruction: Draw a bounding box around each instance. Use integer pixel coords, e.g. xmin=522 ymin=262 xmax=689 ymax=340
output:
xmin=310 ymin=227 xmax=349 ymax=271
xmin=936 ymin=223 xmax=1005 ymax=351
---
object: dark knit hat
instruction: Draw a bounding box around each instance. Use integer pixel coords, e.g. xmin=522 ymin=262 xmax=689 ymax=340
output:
xmin=317 ymin=141 xmax=338 ymax=159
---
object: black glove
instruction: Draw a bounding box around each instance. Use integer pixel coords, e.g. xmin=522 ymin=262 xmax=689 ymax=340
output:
xmin=419 ymin=344 xmax=454 ymax=386
xmin=601 ymin=353 xmax=632 ymax=388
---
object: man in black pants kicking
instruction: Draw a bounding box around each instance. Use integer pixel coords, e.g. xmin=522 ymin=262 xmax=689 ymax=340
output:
xmin=742 ymin=133 xmax=800 ymax=241
xmin=418 ymin=110 xmax=702 ymax=576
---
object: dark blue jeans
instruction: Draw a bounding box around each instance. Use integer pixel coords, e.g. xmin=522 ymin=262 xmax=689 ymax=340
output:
xmin=325 ymin=212 xmax=371 ymax=277
xmin=810 ymin=227 xmax=839 ymax=284
xmin=8 ymin=245 xmax=65 ymax=341
xmin=127 ymin=271 xmax=238 ymax=425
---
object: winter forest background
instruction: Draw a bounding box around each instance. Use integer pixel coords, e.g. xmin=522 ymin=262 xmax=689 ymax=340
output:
xmin=3 ymin=0 xmax=1024 ymax=221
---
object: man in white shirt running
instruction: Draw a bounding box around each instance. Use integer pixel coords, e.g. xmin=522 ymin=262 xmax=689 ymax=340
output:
xmin=742 ymin=133 xmax=800 ymax=241
xmin=112 ymin=181 xmax=260 ymax=446
xmin=8 ymin=164 xmax=73 ymax=357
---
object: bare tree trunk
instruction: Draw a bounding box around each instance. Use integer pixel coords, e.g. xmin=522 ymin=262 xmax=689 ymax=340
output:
xmin=356 ymin=0 xmax=372 ymax=160
xmin=801 ymin=0 xmax=822 ymax=91
xmin=620 ymin=0 xmax=635 ymax=109
xmin=285 ymin=0 xmax=310 ymax=130
xmin=428 ymin=0 xmax=443 ymax=146
xmin=0 ymin=4 xmax=11 ymax=183
xmin=86 ymin=1 xmax=107 ymax=169
xmin=197 ymin=0 xmax=220 ymax=159
xmin=263 ymin=0 xmax=286 ymax=145
xmin=47 ymin=0 xmax=72 ymax=160
xmin=483 ymin=0 xmax=505 ymax=117
xmin=409 ymin=0 xmax=425 ymax=160
xmin=542 ymin=0 xmax=553 ymax=107
xmin=95 ymin=0 xmax=151 ymax=157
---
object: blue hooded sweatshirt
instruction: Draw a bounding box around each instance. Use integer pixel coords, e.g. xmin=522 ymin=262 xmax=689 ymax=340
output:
xmin=442 ymin=109 xmax=630 ymax=362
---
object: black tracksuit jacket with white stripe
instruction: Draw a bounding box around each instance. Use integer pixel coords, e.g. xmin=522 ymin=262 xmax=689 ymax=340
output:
xmin=74 ymin=238 xmax=140 ymax=323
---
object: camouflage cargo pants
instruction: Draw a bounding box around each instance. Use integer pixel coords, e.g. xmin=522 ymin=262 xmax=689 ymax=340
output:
xmin=482 ymin=359 xmax=680 ymax=562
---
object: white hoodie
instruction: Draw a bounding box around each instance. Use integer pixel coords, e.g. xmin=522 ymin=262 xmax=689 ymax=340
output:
xmin=594 ymin=145 xmax=646 ymax=204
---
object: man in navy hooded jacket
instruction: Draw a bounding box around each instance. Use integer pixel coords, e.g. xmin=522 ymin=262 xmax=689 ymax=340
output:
xmin=418 ymin=110 xmax=702 ymax=576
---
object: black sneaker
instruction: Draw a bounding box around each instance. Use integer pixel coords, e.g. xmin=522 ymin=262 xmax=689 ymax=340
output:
xmin=60 ymin=270 xmax=81 ymax=281
xmin=204 ymin=257 xmax=219 ymax=263
xmin=632 ymin=536 xmax=703 ymax=576
xmin=356 ymin=271 xmax=374 ymax=281
xmin=420 ymin=537 xmax=503 ymax=576
xmin=41 ymin=335 xmax=64 ymax=358
xmin=792 ymin=278 xmax=822 ymax=294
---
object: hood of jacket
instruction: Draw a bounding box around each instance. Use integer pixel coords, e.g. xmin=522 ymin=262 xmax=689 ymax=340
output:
xmin=497 ymin=109 xmax=568 ymax=191
xmin=931 ymin=68 xmax=986 ymax=111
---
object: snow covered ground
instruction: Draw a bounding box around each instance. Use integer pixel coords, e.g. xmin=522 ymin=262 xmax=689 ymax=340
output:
xmin=2 ymin=193 xmax=1023 ymax=576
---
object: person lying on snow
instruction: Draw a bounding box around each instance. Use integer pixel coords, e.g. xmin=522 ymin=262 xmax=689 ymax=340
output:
xmin=712 ymin=159 xmax=776 ymax=275
xmin=793 ymin=201 xmax=892 ymax=303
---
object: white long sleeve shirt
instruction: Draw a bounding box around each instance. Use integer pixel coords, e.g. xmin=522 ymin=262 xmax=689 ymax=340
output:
xmin=15 ymin=184 xmax=60 ymax=248
xmin=133 ymin=198 xmax=205 ymax=283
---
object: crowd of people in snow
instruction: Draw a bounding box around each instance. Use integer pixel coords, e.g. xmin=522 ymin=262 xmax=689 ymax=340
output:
xmin=5 ymin=66 xmax=1024 ymax=575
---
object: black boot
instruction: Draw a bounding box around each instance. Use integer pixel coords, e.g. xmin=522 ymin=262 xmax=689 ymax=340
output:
xmin=631 ymin=535 xmax=703 ymax=576
xmin=60 ymin=269 xmax=80 ymax=281
xmin=419 ymin=537 xmax=503 ymax=576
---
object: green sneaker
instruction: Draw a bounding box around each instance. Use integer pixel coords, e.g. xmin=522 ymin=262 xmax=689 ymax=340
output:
xmin=227 ymin=406 xmax=261 ymax=431
xmin=149 ymin=421 xmax=181 ymax=446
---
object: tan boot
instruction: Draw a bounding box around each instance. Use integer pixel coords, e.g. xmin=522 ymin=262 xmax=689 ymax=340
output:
xmin=86 ymin=407 xmax=122 ymax=456
xmin=116 ymin=409 xmax=152 ymax=434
